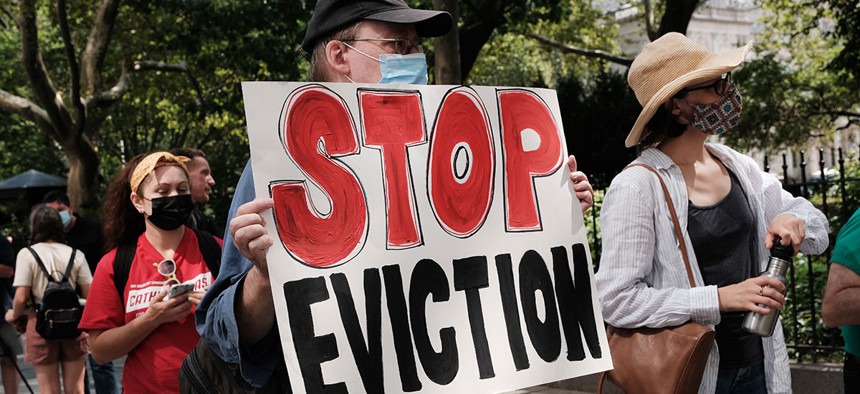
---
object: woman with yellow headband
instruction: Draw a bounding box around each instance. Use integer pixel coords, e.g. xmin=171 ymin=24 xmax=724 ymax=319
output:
xmin=79 ymin=152 xmax=222 ymax=393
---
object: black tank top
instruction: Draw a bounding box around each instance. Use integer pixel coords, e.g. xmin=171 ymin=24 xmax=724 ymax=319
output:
xmin=688 ymin=169 xmax=764 ymax=368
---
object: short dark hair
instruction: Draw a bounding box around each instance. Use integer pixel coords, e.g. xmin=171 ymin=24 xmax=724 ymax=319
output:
xmin=169 ymin=147 xmax=206 ymax=160
xmin=308 ymin=22 xmax=362 ymax=82
xmin=640 ymin=105 xmax=687 ymax=147
xmin=42 ymin=190 xmax=70 ymax=207
xmin=29 ymin=204 xmax=65 ymax=245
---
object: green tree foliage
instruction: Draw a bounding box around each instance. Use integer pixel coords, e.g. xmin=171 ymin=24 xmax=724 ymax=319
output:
xmin=463 ymin=0 xmax=635 ymax=181
xmin=727 ymin=0 xmax=859 ymax=152
xmin=828 ymin=0 xmax=859 ymax=90
xmin=0 ymin=0 xmax=310 ymax=230
xmin=556 ymin=71 xmax=639 ymax=187
xmin=96 ymin=0 xmax=310 ymax=225
xmin=466 ymin=0 xmax=618 ymax=88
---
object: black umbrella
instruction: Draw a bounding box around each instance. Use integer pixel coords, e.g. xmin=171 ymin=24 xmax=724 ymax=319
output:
xmin=0 ymin=169 xmax=67 ymax=201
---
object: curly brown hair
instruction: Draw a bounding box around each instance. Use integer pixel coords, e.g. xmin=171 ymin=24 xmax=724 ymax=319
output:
xmin=29 ymin=204 xmax=65 ymax=245
xmin=102 ymin=153 xmax=148 ymax=253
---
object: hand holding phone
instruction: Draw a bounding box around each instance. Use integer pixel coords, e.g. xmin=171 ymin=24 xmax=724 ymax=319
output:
xmin=166 ymin=283 xmax=195 ymax=300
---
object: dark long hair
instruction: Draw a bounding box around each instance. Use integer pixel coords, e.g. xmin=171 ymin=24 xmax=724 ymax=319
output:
xmin=640 ymin=105 xmax=687 ymax=147
xmin=102 ymin=154 xmax=148 ymax=253
xmin=29 ymin=204 xmax=65 ymax=245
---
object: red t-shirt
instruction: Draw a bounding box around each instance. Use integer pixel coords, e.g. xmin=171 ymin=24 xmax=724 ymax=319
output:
xmin=79 ymin=228 xmax=222 ymax=394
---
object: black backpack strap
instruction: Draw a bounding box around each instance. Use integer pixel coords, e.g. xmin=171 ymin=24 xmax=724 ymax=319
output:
xmin=27 ymin=246 xmax=52 ymax=309
xmin=192 ymin=229 xmax=221 ymax=279
xmin=26 ymin=247 xmax=54 ymax=282
xmin=113 ymin=239 xmax=138 ymax=313
xmin=62 ymin=248 xmax=77 ymax=283
xmin=111 ymin=230 xmax=219 ymax=312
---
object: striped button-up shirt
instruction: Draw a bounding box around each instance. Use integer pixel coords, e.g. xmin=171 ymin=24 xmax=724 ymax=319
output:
xmin=596 ymin=144 xmax=829 ymax=393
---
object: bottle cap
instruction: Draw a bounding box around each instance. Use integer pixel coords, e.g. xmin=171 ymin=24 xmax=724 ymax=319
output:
xmin=771 ymin=236 xmax=793 ymax=260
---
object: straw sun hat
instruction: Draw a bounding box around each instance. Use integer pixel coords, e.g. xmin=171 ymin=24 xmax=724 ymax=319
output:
xmin=625 ymin=32 xmax=754 ymax=148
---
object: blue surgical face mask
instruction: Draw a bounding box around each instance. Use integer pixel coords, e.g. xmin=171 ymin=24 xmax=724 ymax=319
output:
xmin=377 ymin=53 xmax=429 ymax=84
xmin=58 ymin=210 xmax=72 ymax=228
xmin=343 ymin=43 xmax=429 ymax=85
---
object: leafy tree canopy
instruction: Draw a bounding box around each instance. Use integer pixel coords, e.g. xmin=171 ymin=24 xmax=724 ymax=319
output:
xmin=728 ymin=0 xmax=859 ymax=152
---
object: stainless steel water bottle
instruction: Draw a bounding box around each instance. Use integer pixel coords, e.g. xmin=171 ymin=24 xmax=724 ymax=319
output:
xmin=742 ymin=237 xmax=793 ymax=337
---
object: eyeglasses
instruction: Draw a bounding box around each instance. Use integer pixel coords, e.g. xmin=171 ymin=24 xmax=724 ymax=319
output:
xmin=674 ymin=73 xmax=731 ymax=99
xmin=155 ymin=259 xmax=180 ymax=286
xmin=342 ymin=38 xmax=425 ymax=55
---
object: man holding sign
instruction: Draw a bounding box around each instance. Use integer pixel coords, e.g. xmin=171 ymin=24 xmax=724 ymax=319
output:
xmin=194 ymin=0 xmax=597 ymax=391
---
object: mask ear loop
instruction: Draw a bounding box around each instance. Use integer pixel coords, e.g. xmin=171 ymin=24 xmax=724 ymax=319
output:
xmin=342 ymin=42 xmax=380 ymax=62
xmin=341 ymin=42 xmax=381 ymax=83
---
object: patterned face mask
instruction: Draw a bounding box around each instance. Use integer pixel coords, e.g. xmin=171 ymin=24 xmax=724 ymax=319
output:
xmin=685 ymin=84 xmax=743 ymax=136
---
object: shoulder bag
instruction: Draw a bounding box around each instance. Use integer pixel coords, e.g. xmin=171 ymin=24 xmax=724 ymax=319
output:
xmin=597 ymin=163 xmax=716 ymax=394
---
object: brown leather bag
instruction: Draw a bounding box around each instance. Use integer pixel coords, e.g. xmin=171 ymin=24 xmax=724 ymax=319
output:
xmin=597 ymin=163 xmax=715 ymax=394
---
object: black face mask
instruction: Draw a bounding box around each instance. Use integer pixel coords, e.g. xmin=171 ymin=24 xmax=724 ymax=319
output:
xmin=147 ymin=194 xmax=194 ymax=231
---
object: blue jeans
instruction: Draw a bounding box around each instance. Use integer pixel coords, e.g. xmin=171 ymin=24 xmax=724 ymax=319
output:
xmin=86 ymin=354 xmax=118 ymax=394
xmin=716 ymin=362 xmax=767 ymax=394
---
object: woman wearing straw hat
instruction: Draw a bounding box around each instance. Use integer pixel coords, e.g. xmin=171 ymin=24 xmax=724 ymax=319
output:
xmin=79 ymin=152 xmax=221 ymax=393
xmin=595 ymin=33 xmax=829 ymax=393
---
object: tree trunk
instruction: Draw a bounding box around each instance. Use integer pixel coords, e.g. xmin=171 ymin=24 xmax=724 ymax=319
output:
xmin=433 ymin=0 xmax=461 ymax=84
xmin=0 ymin=0 xmax=126 ymax=210
xmin=459 ymin=20 xmax=497 ymax=81
xmin=657 ymin=0 xmax=701 ymax=36
xmin=66 ymin=136 xmax=100 ymax=210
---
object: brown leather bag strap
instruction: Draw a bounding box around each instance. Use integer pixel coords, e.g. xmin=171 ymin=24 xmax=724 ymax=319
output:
xmin=625 ymin=163 xmax=696 ymax=288
xmin=597 ymin=371 xmax=607 ymax=393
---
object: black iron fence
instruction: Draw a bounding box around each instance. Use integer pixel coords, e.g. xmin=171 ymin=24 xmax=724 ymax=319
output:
xmin=586 ymin=146 xmax=860 ymax=363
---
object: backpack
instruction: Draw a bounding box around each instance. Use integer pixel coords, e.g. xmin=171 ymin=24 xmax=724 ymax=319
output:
xmin=112 ymin=228 xmax=221 ymax=311
xmin=26 ymin=246 xmax=83 ymax=340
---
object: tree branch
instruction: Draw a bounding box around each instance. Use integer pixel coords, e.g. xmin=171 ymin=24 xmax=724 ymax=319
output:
xmin=57 ymin=0 xmax=86 ymax=133
xmin=85 ymin=65 xmax=129 ymax=110
xmin=17 ymin=0 xmax=72 ymax=134
xmin=808 ymin=110 xmax=860 ymax=119
xmin=0 ymin=89 xmax=59 ymax=139
xmin=643 ymin=0 xmax=658 ymax=41
xmin=657 ymin=0 xmax=701 ymax=37
xmin=81 ymin=0 xmax=120 ymax=94
xmin=133 ymin=60 xmax=204 ymax=106
xmin=523 ymin=32 xmax=633 ymax=66
xmin=0 ymin=5 xmax=13 ymax=29
xmin=133 ymin=60 xmax=189 ymax=73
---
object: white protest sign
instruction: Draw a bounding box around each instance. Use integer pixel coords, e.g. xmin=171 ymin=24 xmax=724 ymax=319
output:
xmin=242 ymin=82 xmax=611 ymax=393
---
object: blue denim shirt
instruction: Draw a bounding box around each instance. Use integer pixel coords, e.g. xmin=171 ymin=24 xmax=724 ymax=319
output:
xmin=196 ymin=161 xmax=281 ymax=387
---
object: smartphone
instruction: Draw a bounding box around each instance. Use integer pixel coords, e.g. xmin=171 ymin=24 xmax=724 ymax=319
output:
xmin=167 ymin=283 xmax=195 ymax=300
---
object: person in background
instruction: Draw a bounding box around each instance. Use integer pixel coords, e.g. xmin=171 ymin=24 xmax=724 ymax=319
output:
xmin=194 ymin=2 xmax=453 ymax=388
xmin=194 ymin=0 xmax=594 ymax=390
xmin=42 ymin=191 xmax=116 ymax=394
xmin=595 ymin=33 xmax=828 ymax=393
xmin=7 ymin=205 xmax=91 ymax=394
xmin=42 ymin=191 xmax=104 ymax=279
xmin=0 ymin=232 xmax=23 ymax=393
xmin=79 ymin=152 xmax=220 ymax=393
xmin=822 ymin=207 xmax=860 ymax=393
xmin=169 ymin=148 xmax=221 ymax=236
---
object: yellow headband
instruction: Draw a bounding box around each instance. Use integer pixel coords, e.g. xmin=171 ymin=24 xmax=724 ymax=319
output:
xmin=129 ymin=152 xmax=191 ymax=192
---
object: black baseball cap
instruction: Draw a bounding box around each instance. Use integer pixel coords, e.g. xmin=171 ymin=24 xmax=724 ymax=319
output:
xmin=301 ymin=0 xmax=453 ymax=54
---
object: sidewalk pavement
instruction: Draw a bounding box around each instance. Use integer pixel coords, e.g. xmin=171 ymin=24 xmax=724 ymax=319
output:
xmin=2 ymin=353 xmax=590 ymax=394
xmin=2 ymin=353 xmax=125 ymax=394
